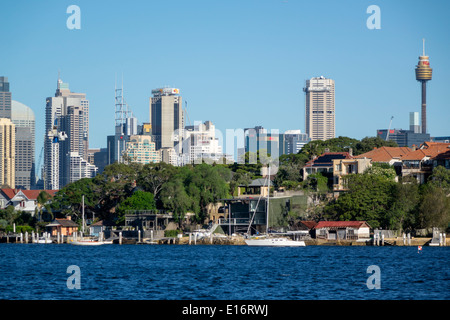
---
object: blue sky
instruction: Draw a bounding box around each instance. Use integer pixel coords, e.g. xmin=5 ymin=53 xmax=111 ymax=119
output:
xmin=1 ymin=0 xmax=449 ymax=156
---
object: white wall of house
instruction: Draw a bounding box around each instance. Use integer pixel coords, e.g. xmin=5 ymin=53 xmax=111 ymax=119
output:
xmin=357 ymin=227 xmax=370 ymax=238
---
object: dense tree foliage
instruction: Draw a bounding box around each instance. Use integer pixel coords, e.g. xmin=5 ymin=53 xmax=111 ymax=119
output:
xmin=322 ymin=166 xmax=450 ymax=231
xmin=1 ymin=135 xmax=447 ymax=234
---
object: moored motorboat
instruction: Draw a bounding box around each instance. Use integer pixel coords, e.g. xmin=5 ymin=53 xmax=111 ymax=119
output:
xmin=71 ymin=238 xmax=105 ymax=246
xmin=245 ymin=236 xmax=306 ymax=247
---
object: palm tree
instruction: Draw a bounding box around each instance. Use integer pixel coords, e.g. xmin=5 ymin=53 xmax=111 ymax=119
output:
xmin=37 ymin=191 xmax=51 ymax=222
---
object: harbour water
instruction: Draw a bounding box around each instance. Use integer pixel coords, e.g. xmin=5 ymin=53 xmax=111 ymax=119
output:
xmin=0 ymin=244 xmax=448 ymax=300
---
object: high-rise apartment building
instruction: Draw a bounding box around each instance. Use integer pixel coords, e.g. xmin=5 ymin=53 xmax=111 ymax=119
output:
xmin=150 ymin=88 xmax=183 ymax=150
xmin=283 ymin=130 xmax=310 ymax=154
xmin=124 ymin=135 xmax=160 ymax=164
xmin=0 ymin=118 xmax=15 ymax=188
xmin=0 ymin=77 xmax=12 ymax=119
xmin=244 ymin=126 xmax=283 ymax=159
xmin=44 ymin=77 xmax=94 ymax=189
xmin=182 ymin=120 xmax=232 ymax=165
xmin=304 ymin=76 xmax=335 ymax=141
xmin=11 ymin=100 xmax=35 ymax=189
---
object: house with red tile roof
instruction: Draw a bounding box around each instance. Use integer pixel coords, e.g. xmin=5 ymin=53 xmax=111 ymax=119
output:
xmin=314 ymin=221 xmax=371 ymax=240
xmin=401 ymin=143 xmax=450 ymax=183
xmin=354 ymin=146 xmax=413 ymax=165
xmin=0 ymin=189 xmax=58 ymax=215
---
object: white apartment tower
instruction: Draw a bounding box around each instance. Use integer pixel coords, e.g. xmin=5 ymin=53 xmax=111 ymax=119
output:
xmin=0 ymin=118 xmax=15 ymax=188
xmin=304 ymin=76 xmax=335 ymax=141
xmin=44 ymin=77 xmax=94 ymax=189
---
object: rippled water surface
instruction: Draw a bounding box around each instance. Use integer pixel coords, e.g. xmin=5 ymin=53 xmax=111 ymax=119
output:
xmin=0 ymin=244 xmax=448 ymax=300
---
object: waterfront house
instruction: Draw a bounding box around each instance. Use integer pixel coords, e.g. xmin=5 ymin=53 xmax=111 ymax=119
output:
xmin=303 ymin=152 xmax=353 ymax=187
xmin=400 ymin=142 xmax=450 ymax=184
xmin=236 ymin=178 xmax=269 ymax=198
xmin=0 ymin=189 xmax=57 ymax=215
xmin=332 ymin=158 xmax=372 ymax=191
xmin=46 ymin=217 xmax=79 ymax=236
xmin=314 ymin=221 xmax=371 ymax=240
xmin=89 ymin=220 xmax=114 ymax=237
xmin=354 ymin=146 xmax=413 ymax=166
xmin=432 ymin=148 xmax=450 ymax=170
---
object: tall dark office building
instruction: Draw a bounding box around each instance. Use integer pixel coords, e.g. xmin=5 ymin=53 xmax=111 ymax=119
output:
xmin=150 ymin=88 xmax=183 ymax=150
xmin=0 ymin=77 xmax=12 ymax=119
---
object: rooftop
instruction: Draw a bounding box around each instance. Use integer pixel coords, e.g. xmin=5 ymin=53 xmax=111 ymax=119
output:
xmin=354 ymin=147 xmax=412 ymax=162
xmin=304 ymin=152 xmax=352 ymax=168
xmin=314 ymin=221 xmax=370 ymax=229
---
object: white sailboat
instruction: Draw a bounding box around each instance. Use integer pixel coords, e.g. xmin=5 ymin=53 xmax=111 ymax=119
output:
xmin=244 ymin=166 xmax=306 ymax=247
xmin=70 ymin=195 xmax=110 ymax=245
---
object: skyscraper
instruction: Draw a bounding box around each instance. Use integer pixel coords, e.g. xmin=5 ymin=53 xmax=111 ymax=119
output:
xmin=415 ymin=39 xmax=432 ymax=134
xmin=150 ymin=87 xmax=183 ymax=150
xmin=304 ymin=76 xmax=335 ymax=141
xmin=409 ymin=111 xmax=420 ymax=133
xmin=283 ymin=130 xmax=311 ymax=154
xmin=44 ymin=77 xmax=94 ymax=189
xmin=11 ymin=100 xmax=35 ymax=189
xmin=0 ymin=77 xmax=11 ymax=119
xmin=0 ymin=118 xmax=15 ymax=188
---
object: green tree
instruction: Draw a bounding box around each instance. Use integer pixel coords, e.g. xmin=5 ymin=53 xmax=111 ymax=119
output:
xmin=273 ymin=162 xmax=303 ymax=190
xmin=160 ymin=179 xmax=192 ymax=227
xmin=364 ymin=163 xmax=397 ymax=181
xmin=52 ymin=178 xmax=96 ymax=220
xmin=428 ymin=166 xmax=450 ymax=189
xmin=229 ymin=169 xmax=252 ymax=196
xmin=37 ymin=191 xmax=52 ymax=222
xmin=91 ymin=162 xmax=138 ymax=221
xmin=183 ymin=164 xmax=230 ymax=222
xmin=324 ymin=173 xmax=396 ymax=228
xmin=354 ymin=136 xmax=398 ymax=155
xmin=300 ymin=136 xmax=359 ymax=160
xmin=116 ymin=190 xmax=156 ymax=225
xmin=137 ymin=162 xmax=177 ymax=198
xmin=417 ymin=184 xmax=450 ymax=229
xmin=386 ymin=177 xmax=420 ymax=232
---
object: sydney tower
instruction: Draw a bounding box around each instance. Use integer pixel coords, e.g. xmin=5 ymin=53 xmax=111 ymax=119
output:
xmin=415 ymin=39 xmax=432 ymax=134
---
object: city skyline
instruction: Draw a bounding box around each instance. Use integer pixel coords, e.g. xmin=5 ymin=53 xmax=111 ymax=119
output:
xmin=1 ymin=0 xmax=449 ymax=161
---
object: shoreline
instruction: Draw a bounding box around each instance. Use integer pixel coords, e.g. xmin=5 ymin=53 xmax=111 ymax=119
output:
xmin=1 ymin=235 xmax=448 ymax=247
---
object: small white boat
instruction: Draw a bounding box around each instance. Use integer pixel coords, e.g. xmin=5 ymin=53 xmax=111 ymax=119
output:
xmin=245 ymin=237 xmax=306 ymax=247
xmin=71 ymin=238 xmax=105 ymax=246
xmin=34 ymin=237 xmax=52 ymax=244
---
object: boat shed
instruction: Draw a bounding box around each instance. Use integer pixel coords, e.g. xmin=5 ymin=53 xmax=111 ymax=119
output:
xmin=46 ymin=218 xmax=79 ymax=236
xmin=314 ymin=221 xmax=371 ymax=240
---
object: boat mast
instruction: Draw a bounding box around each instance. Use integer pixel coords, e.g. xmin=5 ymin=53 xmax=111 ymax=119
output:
xmin=82 ymin=195 xmax=85 ymax=235
xmin=246 ymin=172 xmax=269 ymax=236
xmin=266 ymin=165 xmax=270 ymax=233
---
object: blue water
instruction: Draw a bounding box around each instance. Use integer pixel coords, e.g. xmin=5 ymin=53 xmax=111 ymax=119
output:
xmin=0 ymin=244 xmax=448 ymax=300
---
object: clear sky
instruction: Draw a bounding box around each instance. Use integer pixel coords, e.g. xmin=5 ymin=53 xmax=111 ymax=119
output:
xmin=1 ymin=0 xmax=449 ymax=158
